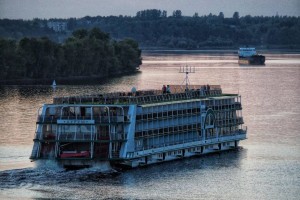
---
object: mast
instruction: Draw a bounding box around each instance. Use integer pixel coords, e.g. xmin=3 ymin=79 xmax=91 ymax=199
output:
xmin=179 ymin=65 xmax=195 ymax=91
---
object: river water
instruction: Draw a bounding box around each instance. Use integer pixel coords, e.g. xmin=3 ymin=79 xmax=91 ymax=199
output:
xmin=0 ymin=51 xmax=299 ymax=199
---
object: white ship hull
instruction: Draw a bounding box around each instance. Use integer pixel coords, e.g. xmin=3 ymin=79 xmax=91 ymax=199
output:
xmin=120 ymin=138 xmax=245 ymax=168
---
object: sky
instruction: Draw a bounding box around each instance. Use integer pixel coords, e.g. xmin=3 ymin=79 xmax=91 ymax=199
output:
xmin=0 ymin=0 xmax=299 ymax=20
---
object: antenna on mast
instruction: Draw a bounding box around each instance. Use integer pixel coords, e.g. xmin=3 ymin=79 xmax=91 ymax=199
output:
xmin=179 ymin=65 xmax=195 ymax=91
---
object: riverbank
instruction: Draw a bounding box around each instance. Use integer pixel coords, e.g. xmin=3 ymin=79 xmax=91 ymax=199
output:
xmin=141 ymin=46 xmax=300 ymax=53
xmin=0 ymin=71 xmax=140 ymax=86
xmin=0 ymin=76 xmax=104 ymax=86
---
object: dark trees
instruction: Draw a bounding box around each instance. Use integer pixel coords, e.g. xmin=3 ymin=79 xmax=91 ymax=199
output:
xmin=0 ymin=28 xmax=142 ymax=81
xmin=172 ymin=10 xmax=182 ymax=18
xmin=0 ymin=10 xmax=300 ymax=49
xmin=136 ymin=9 xmax=167 ymax=20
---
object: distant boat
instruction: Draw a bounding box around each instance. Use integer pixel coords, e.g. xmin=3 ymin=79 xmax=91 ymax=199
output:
xmin=238 ymin=47 xmax=265 ymax=65
xmin=52 ymin=80 xmax=56 ymax=87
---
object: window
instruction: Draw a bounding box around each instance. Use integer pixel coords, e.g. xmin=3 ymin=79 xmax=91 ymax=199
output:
xmin=158 ymin=113 xmax=163 ymax=118
xmin=169 ymin=127 xmax=174 ymax=132
xmin=135 ymin=131 xmax=142 ymax=137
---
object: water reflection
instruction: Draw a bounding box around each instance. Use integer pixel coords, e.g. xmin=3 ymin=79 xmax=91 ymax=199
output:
xmin=0 ymin=51 xmax=299 ymax=199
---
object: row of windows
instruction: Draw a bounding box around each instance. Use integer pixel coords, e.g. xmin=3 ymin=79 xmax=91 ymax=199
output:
xmin=134 ymin=128 xmax=241 ymax=150
xmin=206 ymin=145 xmax=214 ymax=149
xmin=214 ymin=110 xmax=241 ymax=119
xmin=136 ymin=138 xmax=200 ymax=151
xmin=136 ymin=108 xmax=201 ymax=121
xmin=134 ymin=121 xmax=243 ymax=139
xmin=210 ymin=103 xmax=242 ymax=111
xmin=134 ymin=142 xmax=236 ymax=158
xmin=158 ymin=147 xmax=205 ymax=157
xmin=215 ymin=118 xmax=244 ymax=127
xmin=134 ymin=126 xmax=240 ymax=141
xmin=139 ymin=98 xmax=237 ymax=113
xmin=187 ymin=147 xmax=199 ymax=152
xmin=135 ymin=123 xmax=201 ymax=138
xmin=205 ymin=99 xmax=236 ymax=106
xmin=137 ymin=106 xmax=241 ymax=121
xmin=167 ymin=150 xmax=182 ymax=156
xmin=219 ymin=126 xmax=239 ymax=133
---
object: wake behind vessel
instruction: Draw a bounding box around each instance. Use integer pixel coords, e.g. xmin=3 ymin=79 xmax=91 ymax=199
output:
xmin=30 ymin=70 xmax=247 ymax=168
xmin=238 ymin=47 xmax=265 ymax=65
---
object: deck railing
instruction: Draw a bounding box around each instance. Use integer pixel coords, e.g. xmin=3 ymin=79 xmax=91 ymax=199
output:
xmin=53 ymin=85 xmax=223 ymax=105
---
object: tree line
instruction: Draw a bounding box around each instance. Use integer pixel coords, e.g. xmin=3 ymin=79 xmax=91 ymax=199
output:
xmin=0 ymin=9 xmax=300 ymax=49
xmin=0 ymin=28 xmax=142 ymax=81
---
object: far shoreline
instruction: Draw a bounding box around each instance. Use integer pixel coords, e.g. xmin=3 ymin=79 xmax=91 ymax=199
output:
xmin=0 ymin=71 xmax=140 ymax=86
xmin=1 ymin=49 xmax=299 ymax=86
xmin=141 ymin=47 xmax=300 ymax=54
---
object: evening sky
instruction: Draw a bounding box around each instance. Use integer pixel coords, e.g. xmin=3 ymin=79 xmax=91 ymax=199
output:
xmin=0 ymin=0 xmax=299 ymax=19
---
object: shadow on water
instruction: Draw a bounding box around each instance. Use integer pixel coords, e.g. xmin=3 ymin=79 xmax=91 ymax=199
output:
xmin=0 ymin=148 xmax=247 ymax=190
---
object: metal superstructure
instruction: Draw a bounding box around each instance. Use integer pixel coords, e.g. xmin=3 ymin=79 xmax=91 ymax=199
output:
xmin=30 ymin=84 xmax=247 ymax=168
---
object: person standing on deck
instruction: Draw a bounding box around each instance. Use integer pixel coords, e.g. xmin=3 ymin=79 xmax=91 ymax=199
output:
xmin=162 ymin=85 xmax=166 ymax=94
xmin=166 ymin=85 xmax=171 ymax=93
xmin=207 ymin=84 xmax=210 ymax=95
xmin=131 ymin=86 xmax=137 ymax=96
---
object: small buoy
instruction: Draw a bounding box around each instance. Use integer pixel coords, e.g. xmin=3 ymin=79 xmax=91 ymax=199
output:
xmin=52 ymin=80 xmax=56 ymax=87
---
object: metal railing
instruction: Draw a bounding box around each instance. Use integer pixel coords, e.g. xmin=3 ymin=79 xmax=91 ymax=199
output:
xmin=53 ymin=85 xmax=223 ymax=105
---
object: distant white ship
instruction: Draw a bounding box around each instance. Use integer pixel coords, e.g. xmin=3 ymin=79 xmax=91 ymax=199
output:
xmin=238 ymin=47 xmax=265 ymax=65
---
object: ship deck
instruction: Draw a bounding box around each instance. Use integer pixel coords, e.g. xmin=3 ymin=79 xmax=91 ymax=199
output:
xmin=52 ymin=85 xmax=236 ymax=106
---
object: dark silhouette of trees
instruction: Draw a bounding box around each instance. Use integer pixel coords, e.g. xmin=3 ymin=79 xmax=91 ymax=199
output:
xmin=72 ymin=29 xmax=88 ymax=39
xmin=0 ymin=28 xmax=142 ymax=81
xmin=172 ymin=10 xmax=182 ymax=18
xmin=233 ymin=12 xmax=240 ymax=20
xmin=0 ymin=10 xmax=300 ymax=49
xmin=136 ymin=9 xmax=167 ymax=20
xmin=218 ymin=12 xmax=225 ymax=19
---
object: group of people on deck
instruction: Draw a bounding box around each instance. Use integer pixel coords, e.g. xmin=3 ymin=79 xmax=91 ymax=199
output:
xmin=200 ymin=84 xmax=211 ymax=95
xmin=161 ymin=84 xmax=212 ymax=95
xmin=162 ymin=85 xmax=171 ymax=94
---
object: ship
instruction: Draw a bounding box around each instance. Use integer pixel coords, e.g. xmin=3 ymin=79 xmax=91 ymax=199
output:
xmin=238 ymin=47 xmax=265 ymax=65
xmin=30 ymin=67 xmax=247 ymax=169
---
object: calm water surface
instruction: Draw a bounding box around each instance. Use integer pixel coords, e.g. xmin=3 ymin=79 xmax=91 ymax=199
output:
xmin=0 ymin=51 xmax=300 ymax=199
